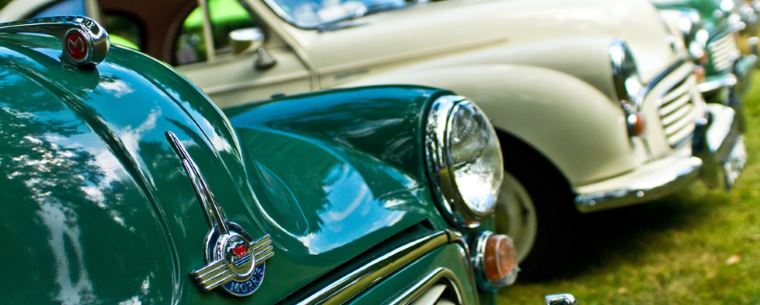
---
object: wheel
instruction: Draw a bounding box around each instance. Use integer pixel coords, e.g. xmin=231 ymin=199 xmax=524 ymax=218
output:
xmin=495 ymin=172 xmax=538 ymax=262
xmin=494 ymin=135 xmax=578 ymax=279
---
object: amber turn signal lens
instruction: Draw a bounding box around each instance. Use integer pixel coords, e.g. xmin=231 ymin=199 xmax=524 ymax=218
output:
xmin=694 ymin=66 xmax=706 ymax=83
xmin=627 ymin=112 xmax=646 ymax=136
xmin=483 ymin=234 xmax=518 ymax=283
xmin=698 ymin=53 xmax=709 ymax=66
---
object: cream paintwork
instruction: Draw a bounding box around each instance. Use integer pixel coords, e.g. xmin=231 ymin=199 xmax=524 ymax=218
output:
xmin=242 ymin=0 xmax=703 ymax=188
xmin=0 ymin=0 xmax=705 ymax=197
xmin=0 ymin=0 xmax=52 ymax=21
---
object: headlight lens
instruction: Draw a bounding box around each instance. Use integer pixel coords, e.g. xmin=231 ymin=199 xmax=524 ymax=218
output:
xmin=426 ymin=95 xmax=503 ymax=227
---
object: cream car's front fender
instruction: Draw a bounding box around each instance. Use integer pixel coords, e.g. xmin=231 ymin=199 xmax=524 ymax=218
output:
xmin=348 ymin=65 xmax=649 ymax=188
xmin=393 ymin=37 xmax=622 ymax=102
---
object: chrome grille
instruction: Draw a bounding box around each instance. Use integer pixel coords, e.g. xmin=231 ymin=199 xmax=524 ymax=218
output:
xmin=659 ymin=77 xmax=696 ymax=147
xmin=709 ymin=33 xmax=740 ymax=72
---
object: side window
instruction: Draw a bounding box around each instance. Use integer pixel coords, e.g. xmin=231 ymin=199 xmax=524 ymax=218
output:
xmin=31 ymin=0 xmax=86 ymax=18
xmin=175 ymin=0 xmax=259 ymax=66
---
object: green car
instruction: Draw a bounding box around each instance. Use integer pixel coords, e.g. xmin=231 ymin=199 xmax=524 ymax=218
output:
xmin=653 ymin=0 xmax=757 ymax=106
xmin=0 ymin=16 xmax=580 ymax=305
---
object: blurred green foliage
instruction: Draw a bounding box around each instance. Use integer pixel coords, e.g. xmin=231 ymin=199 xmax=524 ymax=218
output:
xmin=0 ymin=0 xmax=8 ymax=9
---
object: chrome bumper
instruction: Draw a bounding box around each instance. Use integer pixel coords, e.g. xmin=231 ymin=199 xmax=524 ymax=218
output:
xmin=698 ymin=56 xmax=752 ymax=131
xmin=693 ymin=104 xmax=747 ymax=189
xmin=734 ymin=54 xmax=758 ymax=94
xmin=698 ymin=74 xmax=737 ymax=97
xmin=574 ymin=155 xmax=702 ymax=213
xmin=575 ymin=104 xmax=745 ymax=213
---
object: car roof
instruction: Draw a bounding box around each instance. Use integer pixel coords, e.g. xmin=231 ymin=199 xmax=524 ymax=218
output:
xmin=0 ymin=0 xmax=56 ymax=22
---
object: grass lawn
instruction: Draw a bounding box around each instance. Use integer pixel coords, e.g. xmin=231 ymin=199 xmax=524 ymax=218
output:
xmin=500 ymin=76 xmax=760 ymax=305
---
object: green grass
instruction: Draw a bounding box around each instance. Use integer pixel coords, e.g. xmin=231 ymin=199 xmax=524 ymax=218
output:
xmin=500 ymin=75 xmax=760 ymax=305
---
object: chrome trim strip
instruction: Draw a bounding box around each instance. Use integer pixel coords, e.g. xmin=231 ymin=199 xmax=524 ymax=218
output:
xmin=296 ymin=230 xmax=455 ymax=305
xmin=635 ymin=58 xmax=690 ymax=105
xmin=389 ymin=268 xmax=469 ymax=305
xmin=165 ymin=131 xmax=229 ymax=233
xmin=575 ymin=157 xmax=703 ymax=213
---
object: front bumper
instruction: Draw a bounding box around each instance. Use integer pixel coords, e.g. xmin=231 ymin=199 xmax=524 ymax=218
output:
xmin=698 ymin=54 xmax=753 ymax=131
xmin=698 ymin=73 xmax=737 ymax=100
xmin=574 ymin=104 xmax=745 ymax=213
xmin=693 ymin=104 xmax=747 ymax=189
xmin=574 ymin=154 xmax=702 ymax=213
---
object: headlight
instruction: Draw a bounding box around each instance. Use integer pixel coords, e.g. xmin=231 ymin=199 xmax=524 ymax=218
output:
xmin=739 ymin=3 xmax=759 ymax=28
xmin=713 ymin=0 xmax=736 ymax=19
xmin=609 ymin=40 xmax=643 ymax=104
xmin=425 ymin=95 xmax=503 ymax=228
xmin=676 ymin=10 xmax=709 ymax=63
xmin=609 ymin=40 xmax=646 ymax=137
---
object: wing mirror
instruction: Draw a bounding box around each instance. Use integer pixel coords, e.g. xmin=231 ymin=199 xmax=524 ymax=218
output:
xmin=230 ymin=27 xmax=265 ymax=54
xmin=229 ymin=27 xmax=276 ymax=70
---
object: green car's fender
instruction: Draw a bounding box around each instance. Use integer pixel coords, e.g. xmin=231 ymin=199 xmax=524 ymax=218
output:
xmin=0 ymin=30 xmax=490 ymax=304
xmin=653 ymin=0 xmax=743 ymax=76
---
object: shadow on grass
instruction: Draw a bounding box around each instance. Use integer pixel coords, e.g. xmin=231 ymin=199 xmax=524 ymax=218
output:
xmin=520 ymin=185 xmax=723 ymax=283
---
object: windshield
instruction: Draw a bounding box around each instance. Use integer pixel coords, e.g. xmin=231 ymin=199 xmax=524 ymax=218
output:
xmin=265 ymin=0 xmax=410 ymax=28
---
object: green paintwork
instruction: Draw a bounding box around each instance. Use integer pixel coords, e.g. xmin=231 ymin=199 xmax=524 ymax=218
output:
xmin=652 ymin=0 xmax=725 ymax=26
xmin=349 ymin=243 xmax=480 ymax=304
xmin=184 ymin=0 xmax=252 ymax=29
xmin=0 ymin=32 xmax=484 ymax=304
xmin=109 ymin=34 xmax=140 ymax=50
xmin=652 ymin=0 xmax=734 ymax=75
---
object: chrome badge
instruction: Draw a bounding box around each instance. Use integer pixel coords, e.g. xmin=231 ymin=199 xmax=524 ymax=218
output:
xmin=0 ymin=16 xmax=109 ymax=66
xmin=166 ymin=131 xmax=274 ymax=297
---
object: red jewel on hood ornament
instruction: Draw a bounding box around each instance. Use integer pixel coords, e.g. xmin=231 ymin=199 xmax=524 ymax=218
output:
xmin=0 ymin=16 xmax=110 ymax=67
xmin=64 ymin=29 xmax=88 ymax=62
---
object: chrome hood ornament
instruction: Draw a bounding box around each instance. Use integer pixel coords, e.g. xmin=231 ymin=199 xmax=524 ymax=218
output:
xmin=166 ymin=131 xmax=274 ymax=297
xmin=0 ymin=16 xmax=109 ymax=67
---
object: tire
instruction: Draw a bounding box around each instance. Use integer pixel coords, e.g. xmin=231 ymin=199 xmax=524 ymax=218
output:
xmin=494 ymin=133 xmax=579 ymax=280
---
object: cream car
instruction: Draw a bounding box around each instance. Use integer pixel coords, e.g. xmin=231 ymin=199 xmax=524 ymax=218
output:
xmin=1 ymin=0 xmax=745 ymax=275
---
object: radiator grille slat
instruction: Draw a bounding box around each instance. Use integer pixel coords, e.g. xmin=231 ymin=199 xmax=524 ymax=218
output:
xmin=657 ymin=75 xmax=695 ymax=147
xmin=709 ymin=34 xmax=740 ymax=72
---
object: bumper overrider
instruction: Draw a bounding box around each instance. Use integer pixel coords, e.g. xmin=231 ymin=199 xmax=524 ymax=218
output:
xmin=693 ymin=104 xmax=747 ymax=189
xmin=575 ymin=104 xmax=746 ymax=213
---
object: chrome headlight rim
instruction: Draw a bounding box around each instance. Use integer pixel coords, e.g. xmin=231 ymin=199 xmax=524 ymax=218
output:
xmin=609 ymin=39 xmax=647 ymax=137
xmin=425 ymin=95 xmax=504 ymax=228
xmin=675 ymin=10 xmax=709 ymax=63
xmin=609 ymin=39 xmax=643 ymax=105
